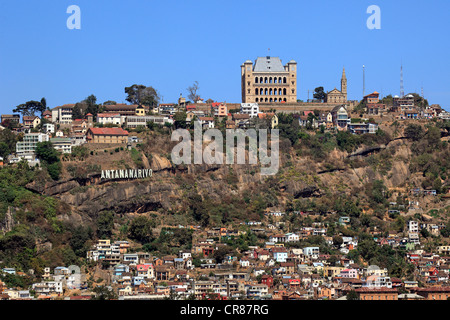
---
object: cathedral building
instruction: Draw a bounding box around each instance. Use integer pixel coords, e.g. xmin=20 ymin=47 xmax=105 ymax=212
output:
xmin=326 ymin=68 xmax=347 ymax=104
xmin=241 ymin=56 xmax=297 ymax=104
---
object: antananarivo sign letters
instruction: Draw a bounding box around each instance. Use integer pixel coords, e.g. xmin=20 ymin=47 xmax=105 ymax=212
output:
xmin=100 ymin=169 xmax=153 ymax=180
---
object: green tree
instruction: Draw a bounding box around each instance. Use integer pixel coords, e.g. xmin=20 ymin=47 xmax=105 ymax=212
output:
xmin=13 ymin=99 xmax=46 ymax=117
xmin=36 ymin=141 xmax=59 ymax=164
xmin=35 ymin=141 xmax=61 ymax=180
xmin=96 ymin=211 xmax=114 ymax=239
xmin=173 ymin=111 xmax=188 ymax=129
xmin=70 ymin=226 xmax=93 ymax=257
xmin=313 ymin=87 xmax=326 ymax=102
xmin=0 ymin=129 xmax=17 ymax=157
xmin=91 ymin=286 xmax=118 ymax=300
xmin=128 ymin=216 xmax=154 ymax=244
xmin=125 ymin=84 xmax=160 ymax=107
xmin=404 ymin=124 xmax=423 ymax=141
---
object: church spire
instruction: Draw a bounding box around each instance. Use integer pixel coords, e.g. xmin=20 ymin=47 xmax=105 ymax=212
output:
xmin=341 ymin=67 xmax=347 ymax=100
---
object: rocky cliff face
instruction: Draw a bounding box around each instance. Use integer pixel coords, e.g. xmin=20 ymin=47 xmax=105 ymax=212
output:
xmin=0 ymin=207 xmax=17 ymax=234
xmin=23 ymin=137 xmax=422 ymax=223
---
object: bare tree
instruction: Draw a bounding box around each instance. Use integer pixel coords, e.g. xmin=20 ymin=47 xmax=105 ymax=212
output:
xmin=187 ymin=81 xmax=199 ymax=102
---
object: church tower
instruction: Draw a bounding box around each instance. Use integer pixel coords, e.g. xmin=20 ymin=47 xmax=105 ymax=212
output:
xmin=341 ymin=67 xmax=347 ymax=101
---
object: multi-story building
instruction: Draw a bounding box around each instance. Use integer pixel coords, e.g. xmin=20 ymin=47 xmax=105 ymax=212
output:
xmin=355 ymin=287 xmax=398 ymax=300
xmin=43 ymin=123 xmax=55 ymax=134
xmin=303 ymin=247 xmax=320 ymax=260
xmin=245 ymin=284 xmax=269 ymax=299
xmin=86 ymin=127 xmax=129 ymax=144
xmin=22 ymin=116 xmax=41 ymax=129
xmin=1 ymin=114 xmax=20 ymax=126
xmin=331 ymin=105 xmax=349 ymax=130
xmin=32 ymin=281 xmax=63 ymax=295
xmin=240 ymin=103 xmax=260 ymax=118
xmin=52 ymin=104 xmax=74 ymax=125
xmin=393 ymin=94 xmax=415 ymax=112
xmin=87 ymin=240 xmax=129 ymax=266
xmin=339 ymin=268 xmax=359 ymax=279
xmin=50 ymin=137 xmax=72 ymax=154
xmin=15 ymin=133 xmax=49 ymax=158
xmin=124 ymin=115 xmax=173 ymax=128
xmin=102 ymin=104 xmax=144 ymax=117
xmin=241 ymin=56 xmax=297 ymax=104
xmin=347 ymin=122 xmax=378 ymax=135
xmin=409 ymin=221 xmax=419 ymax=233
xmin=97 ymin=113 xmax=122 ymax=126
xmin=212 ymin=103 xmax=227 ymax=117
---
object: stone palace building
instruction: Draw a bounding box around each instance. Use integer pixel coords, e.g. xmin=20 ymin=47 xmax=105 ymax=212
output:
xmin=241 ymin=56 xmax=297 ymax=104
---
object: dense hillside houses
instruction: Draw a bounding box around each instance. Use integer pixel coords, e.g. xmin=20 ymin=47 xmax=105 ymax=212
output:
xmin=0 ymin=64 xmax=449 ymax=302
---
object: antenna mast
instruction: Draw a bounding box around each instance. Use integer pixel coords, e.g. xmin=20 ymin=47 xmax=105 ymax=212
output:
xmin=400 ymin=64 xmax=404 ymax=97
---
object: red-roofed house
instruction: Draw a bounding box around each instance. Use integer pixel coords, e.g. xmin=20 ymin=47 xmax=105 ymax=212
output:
xmin=355 ymin=287 xmax=398 ymax=300
xmin=42 ymin=110 xmax=52 ymax=120
xmin=136 ymin=264 xmax=154 ymax=279
xmin=86 ymin=127 xmax=129 ymax=144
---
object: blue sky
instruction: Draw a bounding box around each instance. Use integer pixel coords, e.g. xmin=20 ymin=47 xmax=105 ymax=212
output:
xmin=0 ymin=0 xmax=449 ymax=113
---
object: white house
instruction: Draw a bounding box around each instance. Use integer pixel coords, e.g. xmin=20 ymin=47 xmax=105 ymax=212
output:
xmin=303 ymin=247 xmax=320 ymax=260
xmin=272 ymin=249 xmax=288 ymax=263
xmin=97 ymin=113 xmax=122 ymax=125
xmin=240 ymin=103 xmax=260 ymax=118
xmin=408 ymin=220 xmax=419 ymax=233
xmin=43 ymin=123 xmax=55 ymax=134
xmin=245 ymin=284 xmax=269 ymax=299
xmin=285 ymin=233 xmax=300 ymax=242
xmin=32 ymin=281 xmax=63 ymax=295
xmin=239 ymin=257 xmax=251 ymax=268
xmin=197 ymin=117 xmax=215 ymax=129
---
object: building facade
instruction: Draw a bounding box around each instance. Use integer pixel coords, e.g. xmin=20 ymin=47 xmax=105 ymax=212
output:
xmin=326 ymin=68 xmax=347 ymax=104
xmin=241 ymin=56 xmax=297 ymax=104
xmin=86 ymin=127 xmax=129 ymax=144
xmin=16 ymin=133 xmax=49 ymax=158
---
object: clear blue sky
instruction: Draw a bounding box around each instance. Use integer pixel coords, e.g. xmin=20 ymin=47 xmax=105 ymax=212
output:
xmin=0 ymin=0 xmax=449 ymax=112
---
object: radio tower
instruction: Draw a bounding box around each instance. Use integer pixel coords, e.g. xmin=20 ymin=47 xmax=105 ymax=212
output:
xmin=400 ymin=64 xmax=404 ymax=97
